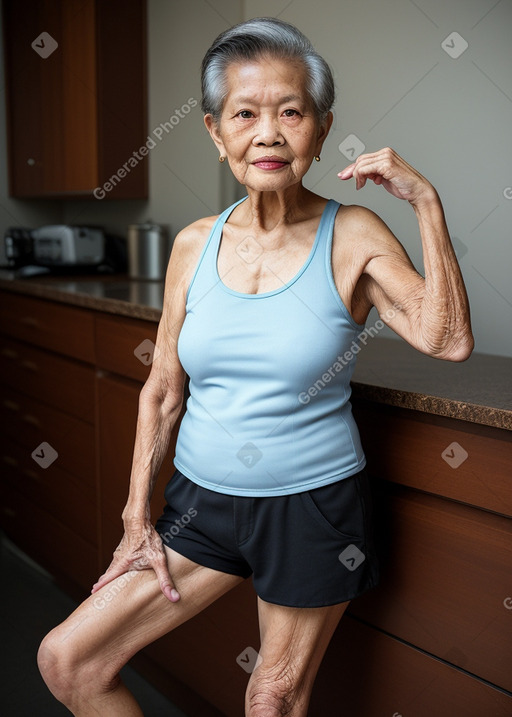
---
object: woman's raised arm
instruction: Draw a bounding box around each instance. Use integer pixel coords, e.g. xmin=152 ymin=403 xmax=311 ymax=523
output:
xmin=338 ymin=147 xmax=474 ymax=361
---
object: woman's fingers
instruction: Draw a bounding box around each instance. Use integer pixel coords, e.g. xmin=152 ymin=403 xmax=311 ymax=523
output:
xmin=337 ymin=164 xmax=355 ymax=179
xmin=151 ymin=550 xmax=181 ymax=602
xmin=91 ymin=561 xmax=128 ymax=593
xmin=337 ymin=147 xmax=432 ymax=202
xmin=91 ymin=527 xmax=180 ymax=602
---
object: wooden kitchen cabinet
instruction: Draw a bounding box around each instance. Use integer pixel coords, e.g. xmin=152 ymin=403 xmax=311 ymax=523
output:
xmin=0 ymin=290 xmax=99 ymax=592
xmin=2 ymin=0 xmax=147 ymax=199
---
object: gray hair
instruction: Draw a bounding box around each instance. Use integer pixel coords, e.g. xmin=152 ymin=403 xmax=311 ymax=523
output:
xmin=201 ymin=17 xmax=335 ymax=124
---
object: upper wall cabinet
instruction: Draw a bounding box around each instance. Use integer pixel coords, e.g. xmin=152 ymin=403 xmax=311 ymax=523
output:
xmin=2 ymin=0 xmax=147 ymax=199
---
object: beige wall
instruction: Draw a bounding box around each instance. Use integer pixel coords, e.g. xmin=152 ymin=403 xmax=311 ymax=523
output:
xmin=0 ymin=0 xmax=510 ymax=355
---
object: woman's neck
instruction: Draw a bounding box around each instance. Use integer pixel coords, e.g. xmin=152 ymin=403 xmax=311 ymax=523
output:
xmin=240 ymin=184 xmax=321 ymax=232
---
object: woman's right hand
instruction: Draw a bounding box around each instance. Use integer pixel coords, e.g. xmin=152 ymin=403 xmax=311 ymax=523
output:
xmin=91 ymin=521 xmax=180 ymax=602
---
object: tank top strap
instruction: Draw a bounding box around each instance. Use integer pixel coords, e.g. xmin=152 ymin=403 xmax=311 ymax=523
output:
xmin=314 ymin=198 xmax=341 ymax=259
xmin=185 ymin=196 xmax=248 ymax=306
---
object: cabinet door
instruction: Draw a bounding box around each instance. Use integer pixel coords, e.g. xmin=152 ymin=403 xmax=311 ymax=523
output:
xmin=2 ymin=0 xmax=147 ymax=198
xmin=2 ymin=0 xmax=98 ymax=195
xmin=97 ymin=372 xmax=182 ymax=568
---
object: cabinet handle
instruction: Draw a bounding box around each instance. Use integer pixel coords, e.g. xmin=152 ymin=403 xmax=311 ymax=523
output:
xmin=20 ymin=316 xmax=40 ymax=329
xmin=21 ymin=359 xmax=39 ymax=372
xmin=0 ymin=347 xmax=18 ymax=360
xmin=22 ymin=414 xmax=41 ymax=428
xmin=2 ymin=399 xmax=20 ymax=412
xmin=1 ymin=455 xmax=18 ymax=468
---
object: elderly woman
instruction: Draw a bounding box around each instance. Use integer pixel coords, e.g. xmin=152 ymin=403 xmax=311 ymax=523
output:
xmin=38 ymin=16 xmax=473 ymax=717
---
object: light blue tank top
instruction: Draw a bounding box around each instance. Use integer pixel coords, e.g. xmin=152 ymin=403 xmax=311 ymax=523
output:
xmin=174 ymin=197 xmax=366 ymax=496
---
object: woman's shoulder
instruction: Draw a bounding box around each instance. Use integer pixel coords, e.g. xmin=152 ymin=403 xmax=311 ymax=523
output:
xmin=335 ymin=202 xmax=384 ymax=229
xmin=334 ymin=202 xmax=399 ymax=250
xmin=170 ymin=213 xmax=220 ymax=265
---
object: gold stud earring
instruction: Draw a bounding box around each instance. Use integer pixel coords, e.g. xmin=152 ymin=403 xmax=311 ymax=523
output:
xmin=219 ymin=156 xmax=226 ymax=163
xmin=314 ymin=155 xmax=321 ymax=162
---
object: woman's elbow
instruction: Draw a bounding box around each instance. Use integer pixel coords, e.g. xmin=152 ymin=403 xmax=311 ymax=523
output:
xmin=437 ymin=330 xmax=475 ymax=362
xmin=139 ymin=377 xmax=183 ymax=416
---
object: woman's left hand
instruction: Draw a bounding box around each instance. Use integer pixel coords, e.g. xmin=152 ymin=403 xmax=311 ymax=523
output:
xmin=338 ymin=147 xmax=436 ymax=206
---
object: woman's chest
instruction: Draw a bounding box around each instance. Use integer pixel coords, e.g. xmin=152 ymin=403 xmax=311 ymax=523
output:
xmin=216 ymin=225 xmax=317 ymax=295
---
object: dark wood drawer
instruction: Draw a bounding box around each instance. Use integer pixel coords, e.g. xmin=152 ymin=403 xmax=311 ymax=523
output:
xmin=95 ymin=313 xmax=158 ymax=382
xmin=0 ymin=435 xmax=97 ymax=545
xmin=348 ymin=483 xmax=512 ymax=692
xmin=309 ymin=615 xmax=512 ymax=716
xmin=0 ymin=336 xmax=95 ymax=421
xmin=0 ymin=481 xmax=99 ymax=592
xmin=0 ymin=384 xmax=95 ymax=486
xmin=354 ymin=401 xmax=512 ymax=517
xmin=0 ymin=291 xmax=95 ymax=362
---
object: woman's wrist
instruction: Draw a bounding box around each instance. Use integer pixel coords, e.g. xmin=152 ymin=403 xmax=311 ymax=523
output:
xmin=409 ymin=184 xmax=441 ymax=214
xmin=122 ymin=502 xmax=151 ymax=526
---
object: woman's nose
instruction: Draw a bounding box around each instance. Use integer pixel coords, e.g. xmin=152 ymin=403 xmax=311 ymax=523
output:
xmin=253 ymin=116 xmax=284 ymax=146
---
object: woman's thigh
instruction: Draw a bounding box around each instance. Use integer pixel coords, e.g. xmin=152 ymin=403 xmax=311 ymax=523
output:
xmin=41 ymin=546 xmax=245 ymax=674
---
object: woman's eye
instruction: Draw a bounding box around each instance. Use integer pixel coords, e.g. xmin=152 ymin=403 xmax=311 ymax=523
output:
xmin=283 ymin=109 xmax=300 ymax=117
xmin=237 ymin=110 xmax=254 ymax=119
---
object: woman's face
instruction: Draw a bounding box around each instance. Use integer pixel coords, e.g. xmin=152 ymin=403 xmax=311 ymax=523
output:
xmin=205 ymin=56 xmax=332 ymax=192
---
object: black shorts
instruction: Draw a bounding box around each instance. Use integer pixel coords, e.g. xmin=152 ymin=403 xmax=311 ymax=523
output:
xmin=155 ymin=468 xmax=379 ymax=608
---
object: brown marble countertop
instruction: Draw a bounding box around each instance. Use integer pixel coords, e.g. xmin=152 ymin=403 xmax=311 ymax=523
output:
xmin=351 ymin=338 xmax=511 ymax=431
xmin=1 ymin=272 xmax=510 ymax=431
xmin=0 ymin=272 xmax=164 ymax=321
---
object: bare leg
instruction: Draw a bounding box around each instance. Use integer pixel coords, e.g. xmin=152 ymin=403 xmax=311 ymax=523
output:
xmin=245 ymin=597 xmax=349 ymax=716
xmin=38 ymin=546 xmax=244 ymax=716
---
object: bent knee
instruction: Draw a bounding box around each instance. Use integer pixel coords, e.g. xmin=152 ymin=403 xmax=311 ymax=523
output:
xmin=246 ymin=665 xmax=305 ymax=716
xmin=38 ymin=628 xmax=75 ymax=702
xmin=38 ymin=626 xmax=119 ymax=705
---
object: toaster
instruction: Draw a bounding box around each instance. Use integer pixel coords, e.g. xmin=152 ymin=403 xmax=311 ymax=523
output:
xmin=31 ymin=225 xmax=105 ymax=265
xmin=2 ymin=224 xmax=127 ymax=274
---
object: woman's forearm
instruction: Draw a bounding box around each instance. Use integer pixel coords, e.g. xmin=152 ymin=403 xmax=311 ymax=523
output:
xmin=122 ymin=383 xmax=183 ymax=525
xmin=411 ymin=190 xmax=474 ymax=360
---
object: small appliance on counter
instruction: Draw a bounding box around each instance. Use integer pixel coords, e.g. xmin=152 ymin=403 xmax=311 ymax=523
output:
xmin=127 ymin=222 xmax=171 ymax=281
xmin=1 ymin=224 xmax=127 ymax=277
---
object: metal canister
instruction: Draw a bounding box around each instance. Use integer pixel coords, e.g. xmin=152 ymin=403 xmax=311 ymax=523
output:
xmin=127 ymin=222 xmax=171 ymax=280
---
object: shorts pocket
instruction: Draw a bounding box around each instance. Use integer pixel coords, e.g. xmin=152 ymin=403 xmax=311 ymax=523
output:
xmin=300 ymin=476 xmax=362 ymax=541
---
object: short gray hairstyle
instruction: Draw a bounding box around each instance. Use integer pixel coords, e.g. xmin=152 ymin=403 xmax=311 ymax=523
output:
xmin=201 ymin=17 xmax=335 ymax=123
